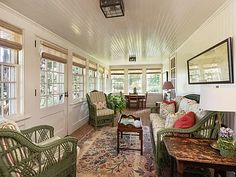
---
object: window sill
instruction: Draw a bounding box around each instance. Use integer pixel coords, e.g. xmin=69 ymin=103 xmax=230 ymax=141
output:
xmin=70 ymin=99 xmax=86 ymax=106
xmin=8 ymin=114 xmax=31 ymax=123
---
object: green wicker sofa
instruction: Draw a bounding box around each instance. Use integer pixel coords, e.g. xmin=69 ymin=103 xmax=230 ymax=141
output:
xmin=0 ymin=119 xmax=78 ymax=177
xmin=86 ymin=90 xmax=114 ymax=130
xmin=150 ymin=94 xmax=218 ymax=174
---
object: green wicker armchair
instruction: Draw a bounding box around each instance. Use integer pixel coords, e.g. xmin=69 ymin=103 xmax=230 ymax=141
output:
xmin=150 ymin=94 xmax=219 ymax=175
xmin=0 ymin=120 xmax=78 ymax=177
xmin=86 ymin=90 xmax=114 ymax=130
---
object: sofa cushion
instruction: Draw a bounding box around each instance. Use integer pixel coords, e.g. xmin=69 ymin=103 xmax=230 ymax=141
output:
xmin=165 ymin=111 xmax=185 ymax=128
xmin=97 ymin=108 xmax=114 ymax=116
xmin=160 ymin=103 xmax=175 ymax=119
xmin=175 ymin=96 xmax=184 ymax=111
xmin=150 ymin=113 xmax=165 ymax=145
xmin=178 ymin=98 xmax=197 ymax=112
xmin=188 ymin=103 xmax=208 ymax=120
xmin=174 ymin=112 xmax=196 ymax=129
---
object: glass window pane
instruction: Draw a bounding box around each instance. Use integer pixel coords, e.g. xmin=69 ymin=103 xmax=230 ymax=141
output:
xmin=40 ymin=71 xmax=46 ymax=84
xmin=8 ymin=99 xmax=16 ymax=115
xmin=146 ymin=73 xmax=161 ymax=93
xmin=53 ymin=84 xmax=60 ymax=94
xmin=47 ymin=60 xmax=53 ymax=71
xmin=3 ymin=100 xmax=9 ymax=116
xmin=48 ymin=84 xmax=53 ymax=95
xmin=59 ymin=74 xmax=64 ymax=83
xmin=47 ymin=72 xmax=53 ymax=84
xmin=48 ymin=95 xmax=53 ymax=107
xmin=40 ymin=58 xmax=46 ymax=70
xmin=59 ymin=84 xmax=64 ymax=93
xmin=53 ymin=61 xmax=60 ymax=72
xmin=53 ymin=95 xmax=59 ymax=105
xmin=40 ymin=97 xmax=46 ymax=108
xmin=3 ymin=66 xmax=16 ymax=82
xmin=0 ymin=47 xmax=17 ymax=64
xmin=3 ymin=83 xmax=15 ymax=99
xmin=128 ymin=74 xmax=142 ymax=93
xmin=53 ymin=73 xmax=59 ymax=83
xmin=40 ymin=84 xmax=46 ymax=96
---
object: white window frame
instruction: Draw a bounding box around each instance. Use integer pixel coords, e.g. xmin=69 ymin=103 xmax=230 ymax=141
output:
xmin=146 ymin=73 xmax=161 ymax=93
xmin=40 ymin=59 xmax=65 ymax=109
xmin=72 ymin=64 xmax=84 ymax=101
xmin=88 ymin=69 xmax=96 ymax=92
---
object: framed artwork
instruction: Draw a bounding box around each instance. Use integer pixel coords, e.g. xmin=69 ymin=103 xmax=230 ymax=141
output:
xmin=187 ymin=37 xmax=233 ymax=84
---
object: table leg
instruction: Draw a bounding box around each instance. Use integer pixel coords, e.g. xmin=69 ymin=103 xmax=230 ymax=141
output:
xmin=117 ymin=130 xmax=120 ymax=155
xmin=140 ymin=130 xmax=143 ymax=155
xmin=176 ymin=160 xmax=184 ymax=177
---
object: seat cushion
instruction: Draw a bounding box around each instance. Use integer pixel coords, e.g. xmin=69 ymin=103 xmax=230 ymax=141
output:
xmin=97 ymin=108 xmax=114 ymax=116
xmin=37 ymin=136 xmax=61 ymax=145
xmin=150 ymin=113 xmax=165 ymax=146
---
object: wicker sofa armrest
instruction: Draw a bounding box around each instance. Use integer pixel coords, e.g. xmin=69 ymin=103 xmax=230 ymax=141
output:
xmin=21 ymin=125 xmax=54 ymax=143
xmin=0 ymin=129 xmax=78 ymax=177
xmin=155 ymin=111 xmax=217 ymax=175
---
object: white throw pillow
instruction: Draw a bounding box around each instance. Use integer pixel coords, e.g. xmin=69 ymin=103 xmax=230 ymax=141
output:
xmin=165 ymin=111 xmax=185 ymax=128
xmin=179 ymin=98 xmax=197 ymax=112
xmin=160 ymin=103 xmax=175 ymax=119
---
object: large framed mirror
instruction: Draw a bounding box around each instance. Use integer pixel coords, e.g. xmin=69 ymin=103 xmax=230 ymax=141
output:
xmin=187 ymin=37 xmax=233 ymax=84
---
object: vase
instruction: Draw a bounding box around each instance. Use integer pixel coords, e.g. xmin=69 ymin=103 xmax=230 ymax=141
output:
xmin=220 ymin=148 xmax=234 ymax=158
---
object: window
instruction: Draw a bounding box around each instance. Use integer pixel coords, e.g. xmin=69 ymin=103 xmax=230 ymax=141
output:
xmin=0 ymin=20 xmax=22 ymax=117
xmin=72 ymin=53 xmax=86 ymax=100
xmin=40 ymin=41 xmax=68 ymax=108
xmin=170 ymin=57 xmax=176 ymax=98
xmin=146 ymin=68 xmax=161 ymax=92
xmin=128 ymin=69 xmax=142 ymax=93
xmin=98 ymin=66 xmax=105 ymax=91
xmin=111 ymin=69 xmax=124 ymax=93
xmin=88 ymin=61 xmax=97 ymax=92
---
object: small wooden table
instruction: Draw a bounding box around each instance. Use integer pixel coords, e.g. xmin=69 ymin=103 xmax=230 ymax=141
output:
xmin=124 ymin=94 xmax=146 ymax=109
xmin=164 ymin=137 xmax=236 ymax=177
xmin=117 ymin=114 xmax=143 ymax=155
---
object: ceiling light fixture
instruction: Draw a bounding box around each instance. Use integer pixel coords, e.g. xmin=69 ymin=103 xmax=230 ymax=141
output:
xmin=100 ymin=0 xmax=124 ymax=18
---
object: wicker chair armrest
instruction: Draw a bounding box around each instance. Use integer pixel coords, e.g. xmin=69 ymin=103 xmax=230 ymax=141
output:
xmin=21 ymin=125 xmax=54 ymax=143
xmin=0 ymin=130 xmax=78 ymax=176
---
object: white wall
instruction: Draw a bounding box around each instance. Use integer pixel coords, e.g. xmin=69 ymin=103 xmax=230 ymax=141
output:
xmin=170 ymin=0 xmax=236 ymax=96
xmin=0 ymin=3 xmax=108 ymax=136
xmin=162 ymin=0 xmax=236 ymax=140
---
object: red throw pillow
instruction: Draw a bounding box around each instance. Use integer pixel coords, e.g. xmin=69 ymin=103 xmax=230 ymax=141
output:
xmin=174 ymin=112 xmax=196 ymax=129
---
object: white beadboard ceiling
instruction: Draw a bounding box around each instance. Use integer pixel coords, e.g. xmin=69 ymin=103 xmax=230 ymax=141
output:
xmin=0 ymin=0 xmax=228 ymax=65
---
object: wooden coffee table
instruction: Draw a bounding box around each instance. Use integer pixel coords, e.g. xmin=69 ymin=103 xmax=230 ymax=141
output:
xmin=117 ymin=114 xmax=143 ymax=155
xmin=164 ymin=137 xmax=236 ymax=177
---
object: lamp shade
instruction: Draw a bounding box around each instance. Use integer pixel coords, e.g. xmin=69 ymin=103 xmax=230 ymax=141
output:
xmin=200 ymin=88 xmax=236 ymax=112
xmin=162 ymin=81 xmax=174 ymax=90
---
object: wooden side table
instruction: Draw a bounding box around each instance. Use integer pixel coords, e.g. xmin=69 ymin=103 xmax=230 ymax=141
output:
xmin=164 ymin=137 xmax=236 ymax=177
xmin=117 ymin=114 xmax=143 ymax=155
xmin=155 ymin=101 xmax=161 ymax=113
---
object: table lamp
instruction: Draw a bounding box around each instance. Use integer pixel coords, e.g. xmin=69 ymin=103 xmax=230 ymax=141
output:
xmin=200 ymin=87 xmax=236 ymax=147
xmin=162 ymin=81 xmax=174 ymax=101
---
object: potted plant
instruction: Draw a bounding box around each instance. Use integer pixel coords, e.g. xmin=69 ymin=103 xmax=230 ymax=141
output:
xmin=217 ymin=127 xmax=235 ymax=157
xmin=107 ymin=93 xmax=126 ymax=114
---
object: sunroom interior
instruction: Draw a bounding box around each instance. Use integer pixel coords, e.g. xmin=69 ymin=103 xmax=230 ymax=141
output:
xmin=0 ymin=0 xmax=236 ymax=177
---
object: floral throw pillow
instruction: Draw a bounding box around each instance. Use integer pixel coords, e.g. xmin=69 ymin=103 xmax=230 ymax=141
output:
xmin=94 ymin=101 xmax=107 ymax=110
xmin=0 ymin=119 xmax=21 ymax=132
xmin=165 ymin=110 xmax=185 ymax=128
xmin=160 ymin=103 xmax=175 ymax=119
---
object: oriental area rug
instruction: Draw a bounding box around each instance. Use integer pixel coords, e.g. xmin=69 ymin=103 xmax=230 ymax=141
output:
xmin=76 ymin=126 xmax=156 ymax=177
xmin=76 ymin=109 xmax=157 ymax=177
